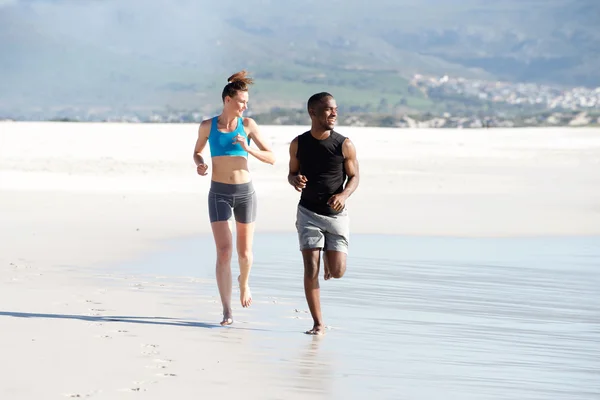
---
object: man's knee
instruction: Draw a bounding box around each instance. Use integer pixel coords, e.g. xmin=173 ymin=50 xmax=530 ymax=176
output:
xmin=326 ymin=251 xmax=347 ymax=279
xmin=331 ymin=263 xmax=346 ymax=279
xmin=302 ymin=250 xmax=320 ymax=280
xmin=329 ymin=259 xmax=346 ymax=279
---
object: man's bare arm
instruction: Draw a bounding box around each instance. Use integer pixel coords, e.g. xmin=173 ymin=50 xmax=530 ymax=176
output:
xmin=288 ymin=137 xmax=300 ymax=184
xmin=340 ymin=138 xmax=359 ymax=198
xmin=288 ymin=137 xmax=307 ymax=192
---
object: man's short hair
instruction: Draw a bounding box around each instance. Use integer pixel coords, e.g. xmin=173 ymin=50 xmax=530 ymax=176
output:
xmin=307 ymin=92 xmax=333 ymax=112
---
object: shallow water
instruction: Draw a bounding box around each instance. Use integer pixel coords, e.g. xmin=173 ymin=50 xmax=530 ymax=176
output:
xmin=118 ymin=233 xmax=600 ymax=400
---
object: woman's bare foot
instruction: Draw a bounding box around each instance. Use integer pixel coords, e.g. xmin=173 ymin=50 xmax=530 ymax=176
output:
xmin=238 ymin=275 xmax=252 ymax=308
xmin=220 ymin=313 xmax=233 ymax=326
xmin=304 ymin=323 xmax=325 ymax=335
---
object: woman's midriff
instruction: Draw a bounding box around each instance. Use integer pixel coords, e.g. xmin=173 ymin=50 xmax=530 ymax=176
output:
xmin=210 ymin=156 xmax=251 ymax=184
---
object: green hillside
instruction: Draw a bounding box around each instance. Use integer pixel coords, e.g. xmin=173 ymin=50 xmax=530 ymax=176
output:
xmin=0 ymin=0 xmax=598 ymax=117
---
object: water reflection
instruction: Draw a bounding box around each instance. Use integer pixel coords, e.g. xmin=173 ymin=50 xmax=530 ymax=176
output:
xmin=121 ymin=234 xmax=600 ymax=400
xmin=294 ymin=336 xmax=333 ymax=397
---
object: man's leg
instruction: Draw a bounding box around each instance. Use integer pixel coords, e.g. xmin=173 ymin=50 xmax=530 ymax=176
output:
xmin=296 ymin=205 xmax=326 ymax=335
xmin=323 ymin=208 xmax=350 ymax=280
xmin=323 ymin=250 xmax=346 ymax=280
xmin=302 ymin=249 xmax=325 ymax=335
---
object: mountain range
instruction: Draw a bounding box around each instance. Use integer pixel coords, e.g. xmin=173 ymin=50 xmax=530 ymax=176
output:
xmin=1 ymin=0 xmax=598 ymax=116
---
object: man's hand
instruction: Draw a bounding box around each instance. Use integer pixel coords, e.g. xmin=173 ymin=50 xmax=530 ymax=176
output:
xmin=327 ymin=193 xmax=347 ymax=212
xmin=290 ymin=174 xmax=308 ymax=192
xmin=196 ymin=163 xmax=209 ymax=176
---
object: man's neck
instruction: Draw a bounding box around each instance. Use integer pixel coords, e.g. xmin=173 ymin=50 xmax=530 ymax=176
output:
xmin=310 ymin=127 xmax=332 ymax=140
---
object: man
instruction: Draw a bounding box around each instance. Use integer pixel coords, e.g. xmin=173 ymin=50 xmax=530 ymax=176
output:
xmin=287 ymin=92 xmax=360 ymax=335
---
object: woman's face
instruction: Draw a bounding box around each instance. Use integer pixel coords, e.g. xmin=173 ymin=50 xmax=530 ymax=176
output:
xmin=225 ymin=90 xmax=249 ymax=117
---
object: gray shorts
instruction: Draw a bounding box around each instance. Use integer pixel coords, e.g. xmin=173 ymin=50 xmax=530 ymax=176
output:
xmin=208 ymin=181 xmax=257 ymax=224
xmin=295 ymin=204 xmax=350 ymax=253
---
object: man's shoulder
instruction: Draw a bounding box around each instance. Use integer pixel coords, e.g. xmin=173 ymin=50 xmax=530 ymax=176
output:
xmin=331 ymin=129 xmax=347 ymax=141
xmin=295 ymin=130 xmax=312 ymax=143
xmin=291 ymin=131 xmax=308 ymax=142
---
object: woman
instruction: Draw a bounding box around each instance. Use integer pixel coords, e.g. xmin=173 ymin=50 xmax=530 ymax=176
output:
xmin=193 ymin=70 xmax=275 ymax=326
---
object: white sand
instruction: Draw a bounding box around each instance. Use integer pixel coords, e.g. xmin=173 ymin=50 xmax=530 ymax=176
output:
xmin=1 ymin=121 xmax=600 ymax=398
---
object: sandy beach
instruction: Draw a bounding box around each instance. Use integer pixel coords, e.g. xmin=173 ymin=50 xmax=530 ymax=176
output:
xmin=1 ymin=121 xmax=600 ymax=399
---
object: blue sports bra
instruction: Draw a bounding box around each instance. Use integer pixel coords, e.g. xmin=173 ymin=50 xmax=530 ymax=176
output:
xmin=208 ymin=116 xmax=251 ymax=158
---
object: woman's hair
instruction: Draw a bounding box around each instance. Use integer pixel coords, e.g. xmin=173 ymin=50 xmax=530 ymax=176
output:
xmin=221 ymin=70 xmax=254 ymax=101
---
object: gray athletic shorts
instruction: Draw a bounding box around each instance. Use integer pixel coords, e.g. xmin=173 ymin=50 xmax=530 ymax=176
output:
xmin=295 ymin=204 xmax=350 ymax=253
xmin=208 ymin=181 xmax=257 ymax=224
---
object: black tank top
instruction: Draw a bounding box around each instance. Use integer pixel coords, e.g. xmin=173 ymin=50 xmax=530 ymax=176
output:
xmin=297 ymin=130 xmax=347 ymax=216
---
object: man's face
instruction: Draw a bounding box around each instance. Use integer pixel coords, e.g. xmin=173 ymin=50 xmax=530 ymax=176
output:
xmin=225 ymin=91 xmax=249 ymax=117
xmin=311 ymin=97 xmax=338 ymax=130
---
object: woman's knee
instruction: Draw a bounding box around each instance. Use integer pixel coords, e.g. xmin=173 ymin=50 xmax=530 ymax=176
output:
xmin=215 ymin=243 xmax=232 ymax=262
xmin=237 ymin=249 xmax=253 ymax=265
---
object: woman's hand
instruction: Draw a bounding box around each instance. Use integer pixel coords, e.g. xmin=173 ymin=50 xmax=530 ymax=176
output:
xmin=233 ymin=134 xmax=249 ymax=151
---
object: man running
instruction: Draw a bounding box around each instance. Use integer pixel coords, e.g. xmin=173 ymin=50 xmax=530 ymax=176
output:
xmin=287 ymin=92 xmax=360 ymax=335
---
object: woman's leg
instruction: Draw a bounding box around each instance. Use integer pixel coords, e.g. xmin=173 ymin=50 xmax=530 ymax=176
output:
xmin=208 ymin=188 xmax=235 ymax=325
xmin=211 ymin=220 xmax=234 ymax=324
xmin=236 ymin=221 xmax=254 ymax=308
xmin=233 ymin=186 xmax=257 ymax=308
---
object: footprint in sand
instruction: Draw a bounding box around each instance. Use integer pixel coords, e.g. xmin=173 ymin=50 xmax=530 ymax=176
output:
xmin=133 ymin=380 xmax=157 ymax=385
xmin=141 ymin=344 xmax=160 ymax=356
xmin=120 ymin=381 xmax=157 ymax=392
xmin=64 ymin=392 xmax=97 ymax=398
xmin=119 ymin=387 xmax=147 ymax=393
xmin=112 ymin=329 xmax=133 ymax=336
xmin=118 ymin=380 xmax=157 ymax=392
xmin=146 ymin=364 xmax=167 ymax=370
xmin=156 ymin=373 xmax=177 ymax=377
xmin=153 ymin=358 xmax=173 ymax=365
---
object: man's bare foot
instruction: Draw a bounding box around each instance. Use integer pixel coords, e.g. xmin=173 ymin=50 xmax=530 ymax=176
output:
xmin=220 ymin=314 xmax=233 ymax=326
xmin=304 ymin=324 xmax=325 ymax=335
xmin=238 ymin=275 xmax=252 ymax=308
xmin=323 ymin=262 xmax=332 ymax=280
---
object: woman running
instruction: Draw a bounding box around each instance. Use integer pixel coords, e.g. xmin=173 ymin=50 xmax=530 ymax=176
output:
xmin=193 ymin=70 xmax=275 ymax=326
